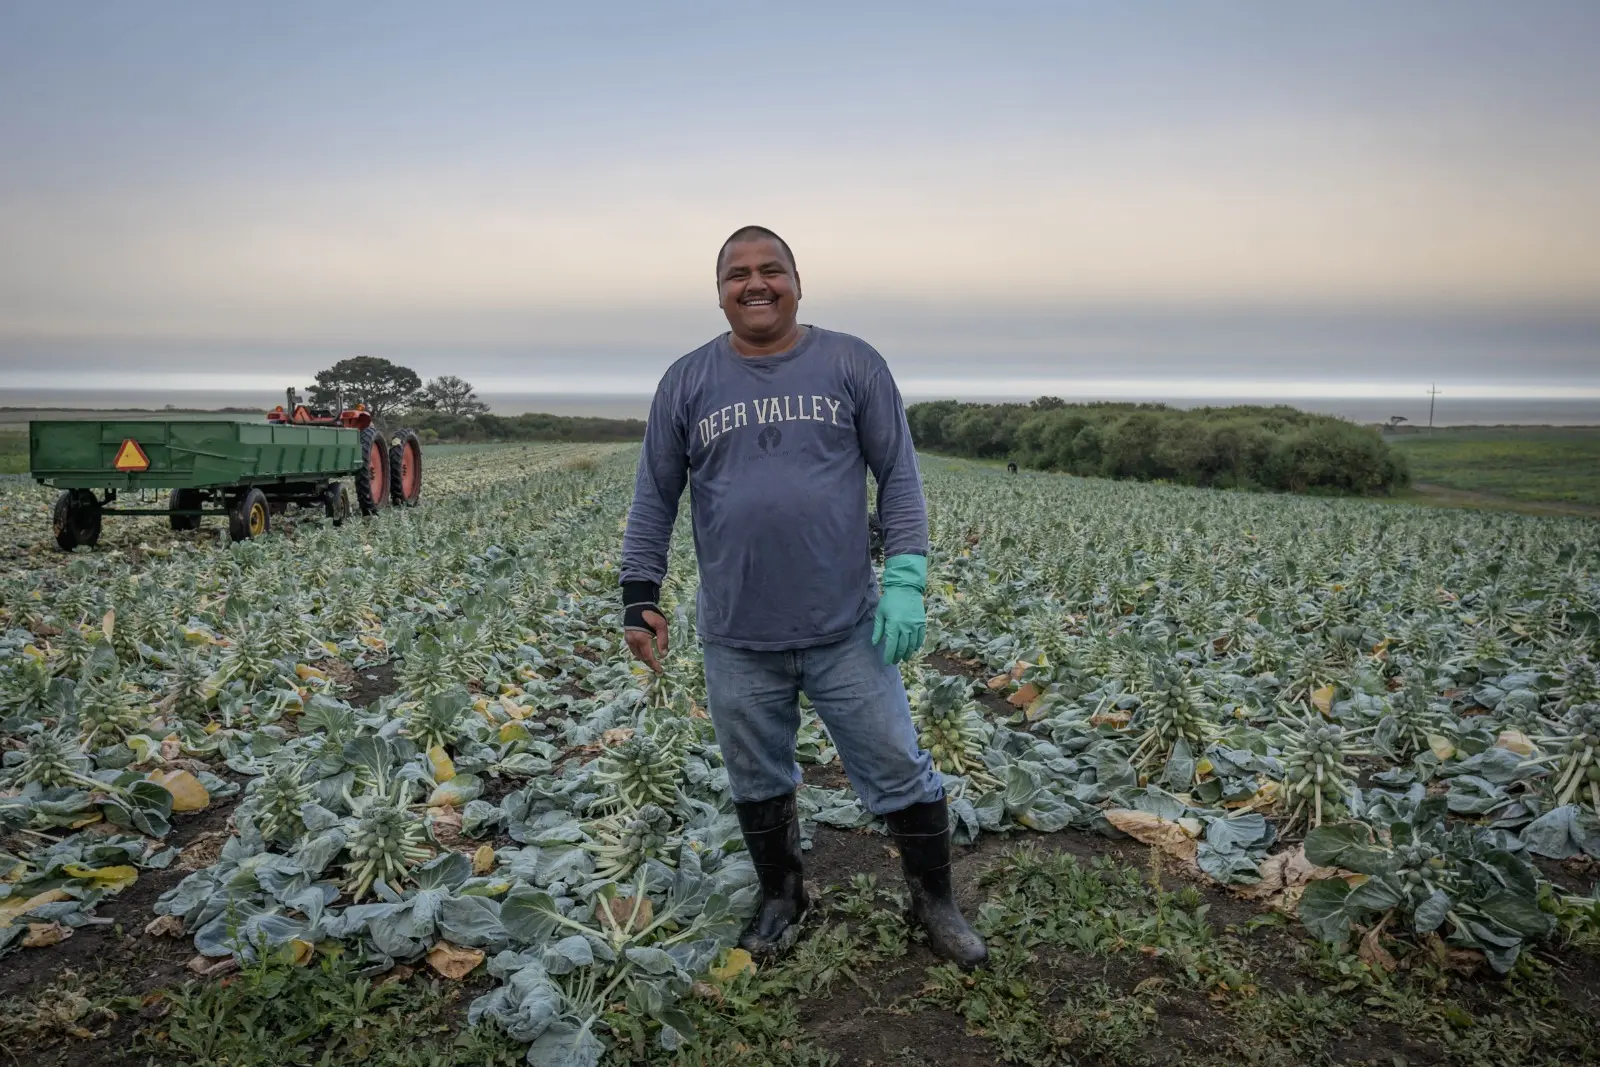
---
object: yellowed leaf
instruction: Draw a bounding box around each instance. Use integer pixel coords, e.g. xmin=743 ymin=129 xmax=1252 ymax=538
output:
xmin=1008 ymin=683 xmax=1042 ymax=708
xmin=22 ymin=922 xmax=71 ymax=949
xmin=1176 ymin=817 xmax=1203 ymax=838
xmin=147 ymin=769 xmax=210 ymax=811
xmin=186 ymin=954 xmax=239 ymax=978
xmin=374 ymin=962 xmax=416 ymax=987
xmin=1358 ymin=924 xmax=1398 ymax=973
xmin=1428 ymin=734 xmax=1456 ymax=762
xmin=62 ymin=863 xmax=139 ymax=890
xmin=0 ymin=889 xmax=70 ymax=928
xmin=472 ymin=844 xmax=497 ymax=875
xmin=1194 ymin=757 xmax=1215 ymax=778
xmin=102 ymin=609 xmax=116 ymax=640
xmin=286 ymin=938 xmax=317 ymax=966
xmin=1236 ymin=845 xmax=1347 ymax=915
xmin=1103 ymin=809 xmax=1199 ymax=870
xmin=295 ymin=663 xmax=326 ymax=681
xmin=1495 ymin=730 xmax=1535 ymax=757
xmin=1311 ymin=685 xmax=1336 ymax=715
xmin=145 ymin=914 xmax=186 ymax=938
xmin=67 ymin=812 xmax=104 ymax=830
xmin=595 ymin=894 xmax=654 ymax=934
xmin=22 ymin=643 xmax=45 ymax=660
xmin=426 ymin=941 xmax=485 ymax=979
xmin=602 ymin=727 xmax=635 ymax=747
xmin=986 ymin=673 xmax=1010 ymax=691
xmin=710 ymin=947 xmax=756 ymax=982
xmin=498 ymin=722 xmax=532 ymax=744
xmin=427 ymin=745 xmax=456 ymax=783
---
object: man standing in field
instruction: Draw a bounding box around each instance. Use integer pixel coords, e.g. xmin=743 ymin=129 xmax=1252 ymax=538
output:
xmin=618 ymin=226 xmax=987 ymax=969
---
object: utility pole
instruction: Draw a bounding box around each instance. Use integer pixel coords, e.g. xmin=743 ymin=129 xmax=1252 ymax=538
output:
xmin=1427 ymin=383 xmax=1440 ymax=432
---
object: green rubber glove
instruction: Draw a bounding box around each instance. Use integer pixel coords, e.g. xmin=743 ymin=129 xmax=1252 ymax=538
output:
xmin=872 ymin=553 xmax=927 ymax=665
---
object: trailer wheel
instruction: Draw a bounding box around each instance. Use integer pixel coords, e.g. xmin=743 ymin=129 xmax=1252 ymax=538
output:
xmin=324 ymin=481 xmax=352 ymax=525
xmin=169 ymin=488 xmax=204 ymax=531
xmin=355 ymin=424 xmax=389 ymax=515
xmin=229 ymin=488 xmax=271 ymax=542
xmin=52 ymin=490 xmax=102 ymax=551
xmin=388 ymin=427 xmax=422 ymax=506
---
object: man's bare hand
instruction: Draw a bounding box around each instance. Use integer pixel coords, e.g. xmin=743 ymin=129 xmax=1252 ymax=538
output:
xmin=625 ymin=610 xmax=670 ymax=673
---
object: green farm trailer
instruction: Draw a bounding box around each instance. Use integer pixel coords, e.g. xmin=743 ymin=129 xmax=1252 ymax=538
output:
xmin=29 ymin=403 xmax=423 ymax=550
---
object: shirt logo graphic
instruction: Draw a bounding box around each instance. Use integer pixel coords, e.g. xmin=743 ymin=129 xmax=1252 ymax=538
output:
xmin=757 ymin=425 xmax=783 ymax=452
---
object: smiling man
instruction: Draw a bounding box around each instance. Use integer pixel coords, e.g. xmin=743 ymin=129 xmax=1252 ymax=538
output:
xmin=618 ymin=226 xmax=987 ymax=969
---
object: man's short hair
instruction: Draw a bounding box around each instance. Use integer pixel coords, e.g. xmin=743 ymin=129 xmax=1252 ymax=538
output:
xmin=717 ymin=225 xmax=796 ymax=277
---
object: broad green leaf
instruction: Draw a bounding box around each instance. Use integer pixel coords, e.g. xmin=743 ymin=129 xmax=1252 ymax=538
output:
xmin=526 ymin=1021 xmax=603 ymax=1067
xmin=500 ymin=887 xmax=563 ymax=943
xmin=1303 ymin=823 xmax=1389 ymax=875
xmin=624 ymin=946 xmax=679 ymax=975
xmin=1298 ymin=878 xmax=1356 ymax=942
xmin=1413 ymin=890 xmax=1451 ymax=934
xmin=1477 ymin=890 xmax=1555 ymax=940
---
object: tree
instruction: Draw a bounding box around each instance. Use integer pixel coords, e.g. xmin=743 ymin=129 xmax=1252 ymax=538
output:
xmin=306 ymin=357 xmax=422 ymax=422
xmin=417 ymin=374 xmax=490 ymax=416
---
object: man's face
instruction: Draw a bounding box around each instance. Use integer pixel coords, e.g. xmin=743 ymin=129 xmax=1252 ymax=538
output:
xmin=718 ymin=238 xmax=801 ymax=342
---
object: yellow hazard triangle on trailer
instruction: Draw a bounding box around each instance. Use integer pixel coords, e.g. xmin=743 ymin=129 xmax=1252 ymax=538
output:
xmin=113 ymin=438 xmax=150 ymax=471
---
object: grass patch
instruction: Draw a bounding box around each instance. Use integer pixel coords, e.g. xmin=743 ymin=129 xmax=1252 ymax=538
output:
xmin=0 ymin=430 xmax=26 ymax=474
xmin=1389 ymin=426 xmax=1600 ymax=507
xmin=143 ymin=952 xmax=524 ymax=1067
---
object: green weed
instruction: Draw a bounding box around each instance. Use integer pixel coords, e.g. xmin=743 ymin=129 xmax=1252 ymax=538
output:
xmin=144 ymin=951 xmax=523 ymax=1067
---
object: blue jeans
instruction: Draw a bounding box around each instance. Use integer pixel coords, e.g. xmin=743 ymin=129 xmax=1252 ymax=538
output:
xmin=702 ymin=613 xmax=943 ymax=815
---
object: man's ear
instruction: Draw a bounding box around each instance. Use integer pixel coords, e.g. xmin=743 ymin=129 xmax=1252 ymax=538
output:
xmin=794 ymin=271 xmax=802 ymax=300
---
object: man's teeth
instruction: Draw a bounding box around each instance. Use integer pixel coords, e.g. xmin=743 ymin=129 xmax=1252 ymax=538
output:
xmin=743 ymin=298 xmax=772 ymax=305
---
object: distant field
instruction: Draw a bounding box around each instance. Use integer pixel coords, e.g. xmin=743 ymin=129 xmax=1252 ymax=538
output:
xmin=0 ymin=407 xmax=261 ymax=431
xmin=1389 ymin=426 xmax=1600 ymax=508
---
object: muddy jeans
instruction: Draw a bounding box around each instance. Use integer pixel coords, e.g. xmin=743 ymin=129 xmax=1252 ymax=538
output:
xmin=701 ymin=612 xmax=943 ymax=815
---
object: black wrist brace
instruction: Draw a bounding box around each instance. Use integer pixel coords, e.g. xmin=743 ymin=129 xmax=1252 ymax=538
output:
xmin=622 ymin=580 xmax=662 ymax=632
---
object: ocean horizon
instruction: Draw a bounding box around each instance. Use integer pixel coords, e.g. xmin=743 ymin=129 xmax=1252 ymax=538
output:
xmin=2 ymin=387 xmax=1597 ymax=428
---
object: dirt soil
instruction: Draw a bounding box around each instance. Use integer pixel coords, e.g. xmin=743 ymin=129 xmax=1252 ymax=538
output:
xmin=1 ymin=792 xmax=242 ymax=1067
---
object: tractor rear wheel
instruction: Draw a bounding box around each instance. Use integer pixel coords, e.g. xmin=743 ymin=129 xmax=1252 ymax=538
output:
xmin=228 ymin=488 xmax=271 ymax=542
xmin=169 ymin=488 xmax=203 ymax=531
xmin=355 ymin=425 xmax=389 ymax=515
xmin=388 ymin=427 xmax=422 ymax=506
xmin=324 ymin=481 xmax=352 ymax=525
xmin=52 ymin=490 xmax=102 ymax=551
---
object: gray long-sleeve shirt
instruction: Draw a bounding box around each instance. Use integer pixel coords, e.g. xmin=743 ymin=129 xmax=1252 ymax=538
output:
xmin=620 ymin=325 xmax=928 ymax=651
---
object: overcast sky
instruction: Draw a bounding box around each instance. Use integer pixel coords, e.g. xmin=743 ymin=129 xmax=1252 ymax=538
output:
xmin=2 ymin=2 xmax=1597 ymax=398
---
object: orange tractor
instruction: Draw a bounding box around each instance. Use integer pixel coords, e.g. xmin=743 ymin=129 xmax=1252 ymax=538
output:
xmin=267 ymin=388 xmax=423 ymax=515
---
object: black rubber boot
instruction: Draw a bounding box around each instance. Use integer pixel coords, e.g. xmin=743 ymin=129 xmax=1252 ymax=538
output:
xmin=734 ymin=791 xmax=809 ymax=959
xmin=885 ymin=799 xmax=988 ymax=970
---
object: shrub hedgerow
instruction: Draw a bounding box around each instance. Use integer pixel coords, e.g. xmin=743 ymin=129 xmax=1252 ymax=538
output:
xmin=906 ymin=398 xmax=1409 ymax=495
